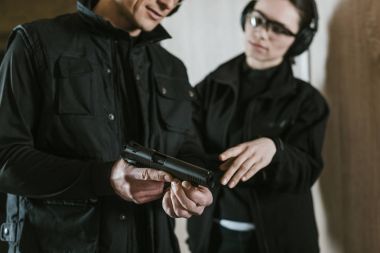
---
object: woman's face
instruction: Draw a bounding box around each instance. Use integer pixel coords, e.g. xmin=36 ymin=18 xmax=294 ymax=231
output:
xmin=244 ymin=0 xmax=301 ymax=69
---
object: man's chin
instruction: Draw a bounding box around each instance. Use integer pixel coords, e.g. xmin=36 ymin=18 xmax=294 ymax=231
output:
xmin=129 ymin=22 xmax=157 ymax=36
xmin=141 ymin=23 xmax=159 ymax=32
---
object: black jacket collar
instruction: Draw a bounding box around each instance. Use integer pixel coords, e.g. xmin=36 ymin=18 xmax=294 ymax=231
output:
xmin=76 ymin=0 xmax=171 ymax=44
xmin=211 ymin=54 xmax=297 ymax=100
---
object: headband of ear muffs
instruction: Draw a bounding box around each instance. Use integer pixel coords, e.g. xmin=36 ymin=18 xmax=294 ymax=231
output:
xmin=240 ymin=0 xmax=319 ymax=57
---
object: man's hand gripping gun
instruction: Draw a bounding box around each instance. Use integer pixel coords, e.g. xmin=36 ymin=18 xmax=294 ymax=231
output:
xmin=121 ymin=141 xmax=214 ymax=188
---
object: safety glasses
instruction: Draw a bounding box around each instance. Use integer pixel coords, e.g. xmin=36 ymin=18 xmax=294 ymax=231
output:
xmin=247 ymin=10 xmax=297 ymax=37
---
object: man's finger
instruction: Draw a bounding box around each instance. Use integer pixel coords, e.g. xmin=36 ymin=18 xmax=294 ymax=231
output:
xmin=170 ymin=186 xmax=192 ymax=218
xmin=132 ymin=182 xmax=165 ymax=200
xmin=162 ymin=190 xmax=178 ymax=218
xmin=171 ymin=181 xmax=203 ymax=215
xmin=183 ymin=183 xmax=213 ymax=207
xmin=130 ymin=168 xmax=172 ymax=182
xmin=130 ymin=180 xmax=165 ymax=192
xmin=135 ymin=191 xmax=164 ymax=204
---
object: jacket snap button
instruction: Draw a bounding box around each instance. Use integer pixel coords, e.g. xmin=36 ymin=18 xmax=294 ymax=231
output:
xmin=119 ymin=214 xmax=127 ymax=221
xmin=3 ymin=227 xmax=9 ymax=235
xmin=162 ymin=87 xmax=167 ymax=95
xmin=136 ymin=74 xmax=141 ymax=81
xmin=188 ymin=90 xmax=194 ymax=98
xmin=108 ymin=113 xmax=115 ymax=121
xmin=106 ymin=68 xmax=112 ymax=74
xmin=89 ymin=198 xmax=98 ymax=204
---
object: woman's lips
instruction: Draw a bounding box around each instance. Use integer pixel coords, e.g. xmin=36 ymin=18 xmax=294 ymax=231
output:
xmin=250 ymin=41 xmax=267 ymax=51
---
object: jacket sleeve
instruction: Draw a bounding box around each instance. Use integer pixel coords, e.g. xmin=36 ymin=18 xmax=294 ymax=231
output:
xmin=176 ymin=75 xmax=210 ymax=169
xmin=258 ymin=88 xmax=329 ymax=193
xmin=180 ymin=77 xmax=224 ymax=193
xmin=0 ymin=30 xmax=114 ymax=200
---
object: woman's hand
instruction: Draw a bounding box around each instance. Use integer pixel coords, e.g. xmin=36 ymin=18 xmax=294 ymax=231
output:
xmin=219 ymin=138 xmax=276 ymax=188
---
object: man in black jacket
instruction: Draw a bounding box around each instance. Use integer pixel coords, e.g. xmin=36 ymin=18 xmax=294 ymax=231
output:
xmin=0 ymin=0 xmax=212 ymax=252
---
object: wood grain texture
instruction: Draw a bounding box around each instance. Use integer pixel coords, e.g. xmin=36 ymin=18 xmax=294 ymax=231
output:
xmin=0 ymin=0 xmax=76 ymax=48
xmin=320 ymin=0 xmax=380 ymax=252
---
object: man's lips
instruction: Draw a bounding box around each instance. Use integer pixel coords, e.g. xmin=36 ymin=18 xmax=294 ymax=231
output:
xmin=146 ymin=6 xmax=163 ymax=21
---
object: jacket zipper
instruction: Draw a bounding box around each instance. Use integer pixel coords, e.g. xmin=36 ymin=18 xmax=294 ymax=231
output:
xmin=110 ymin=39 xmax=123 ymax=152
xmin=245 ymin=99 xmax=270 ymax=253
xmin=252 ymin=190 xmax=270 ymax=253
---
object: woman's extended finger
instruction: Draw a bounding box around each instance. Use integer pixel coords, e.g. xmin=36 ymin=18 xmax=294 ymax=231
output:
xmin=220 ymin=149 xmax=252 ymax=185
xmin=241 ymin=161 xmax=265 ymax=182
xmin=228 ymin=156 xmax=260 ymax=188
xmin=219 ymin=144 xmax=246 ymax=161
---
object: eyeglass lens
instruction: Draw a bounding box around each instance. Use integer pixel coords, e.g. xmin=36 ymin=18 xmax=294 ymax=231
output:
xmin=249 ymin=12 xmax=296 ymax=37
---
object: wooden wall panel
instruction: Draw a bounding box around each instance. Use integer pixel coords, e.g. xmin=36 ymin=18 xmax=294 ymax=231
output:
xmin=320 ymin=0 xmax=380 ymax=252
xmin=0 ymin=0 xmax=76 ymax=48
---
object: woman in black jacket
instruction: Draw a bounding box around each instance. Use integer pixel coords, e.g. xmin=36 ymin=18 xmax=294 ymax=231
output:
xmin=188 ymin=0 xmax=329 ymax=252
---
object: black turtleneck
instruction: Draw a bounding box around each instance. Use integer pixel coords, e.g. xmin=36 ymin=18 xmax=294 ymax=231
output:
xmin=227 ymin=61 xmax=278 ymax=148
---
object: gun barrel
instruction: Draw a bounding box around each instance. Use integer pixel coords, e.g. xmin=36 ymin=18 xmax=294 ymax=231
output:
xmin=122 ymin=142 xmax=214 ymax=188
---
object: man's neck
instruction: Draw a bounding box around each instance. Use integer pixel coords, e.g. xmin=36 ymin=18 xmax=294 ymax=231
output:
xmin=94 ymin=0 xmax=142 ymax=37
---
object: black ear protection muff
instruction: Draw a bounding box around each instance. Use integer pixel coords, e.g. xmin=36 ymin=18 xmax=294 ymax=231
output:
xmin=240 ymin=0 xmax=319 ymax=57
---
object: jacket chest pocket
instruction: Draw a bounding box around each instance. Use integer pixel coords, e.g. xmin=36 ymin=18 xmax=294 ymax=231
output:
xmin=245 ymin=100 xmax=295 ymax=138
xmin=155 ymin=74 xmax=194 ymax=133
xmin=55 ymin=56 xmax=94 ymax=115
xmin=249 ymin=117 xmax=294 ymax=138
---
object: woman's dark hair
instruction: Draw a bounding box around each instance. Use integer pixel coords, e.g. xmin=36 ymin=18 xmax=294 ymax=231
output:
xmin=289 ymin=0 xmax=315 ymax=31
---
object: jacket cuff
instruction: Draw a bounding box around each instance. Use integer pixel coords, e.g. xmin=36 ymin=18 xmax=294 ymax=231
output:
xmin=270 ymin=137 xmax=285 ymax=164
xmin=257 ymin=137 xmax=285 ymax=182
xmin=91 ymin=161 xmax=115 ymax=196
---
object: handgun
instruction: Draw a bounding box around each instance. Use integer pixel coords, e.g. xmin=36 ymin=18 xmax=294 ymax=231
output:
xmin=121 ymin=141 xmax=214 ymax=188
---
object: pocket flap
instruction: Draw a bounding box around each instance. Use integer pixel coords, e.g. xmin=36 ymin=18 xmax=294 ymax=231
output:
xmin=155 ymin=74 xmax=196 ymax=101
xmin=56 ymin=56 xmax=93 ymax=78
xmin=154 ymin=74 xmax=193 ymax=132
